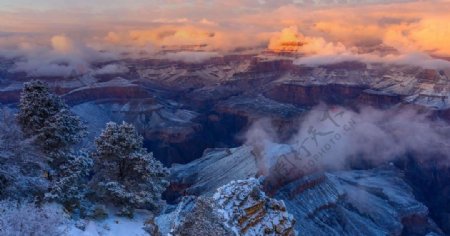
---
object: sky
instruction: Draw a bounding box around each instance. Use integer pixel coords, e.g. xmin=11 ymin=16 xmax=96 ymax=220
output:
xmin=1 ymin=0 xmax=450 ymax=76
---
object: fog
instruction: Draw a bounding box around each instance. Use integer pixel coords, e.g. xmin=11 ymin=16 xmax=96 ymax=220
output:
xmin=245 ymin=105 xmax=450 ymax=180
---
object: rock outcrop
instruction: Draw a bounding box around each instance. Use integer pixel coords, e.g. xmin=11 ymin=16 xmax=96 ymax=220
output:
xmin=161 ymin=178 xmax=296 ymax=236
xmin=265 ymin=83 xmax=366 ymax=107
xmin=167 ymin=146 xmax=444 ymax=235
xmin=275 ymin=168 xmax=443 ymax=236
xmin=213 ymin=178 xmax=296 ymax=236
xmin=169 ymin=196 xmax=234 ymax=236
xmin=215 ymin=95 xmax=303 ymax=120
xmin=166 ymin=146 xmax=258 ymax=201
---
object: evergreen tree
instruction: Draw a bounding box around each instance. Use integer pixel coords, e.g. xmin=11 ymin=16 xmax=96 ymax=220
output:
xmin=45 ymin=151 xmax=93 ymax=213
xmin=17 ymin=80 xmax=86 ymax=154
xmin=17 ymin=80 xmax=66 ymax=138
xmin=91 ymin=122 xmax=169 ymax=214
xmin=15 ymin=81 xmax=90 ymax=210
xmin=38 ymin=109 xmax=87 ymax=154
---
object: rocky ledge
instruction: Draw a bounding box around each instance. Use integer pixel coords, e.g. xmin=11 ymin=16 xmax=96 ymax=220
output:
xmin=166 ymin=146 xmax=444 ymax=235
xmin=276 ymin=168 xmax=443 ymax=235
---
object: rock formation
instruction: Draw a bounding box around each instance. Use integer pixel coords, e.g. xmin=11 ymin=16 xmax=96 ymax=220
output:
xmin=163 ymin=178 xmax=296 ymax=236
xmin=213 ymin=178 xmax=296 ymax=236
xmin=167 ymin=146 xmax=258 ymax=201
xmin=167 ymin=146 xmax=445 ymax=235
xmin=276 ymin=168 xmax=443 ymax=235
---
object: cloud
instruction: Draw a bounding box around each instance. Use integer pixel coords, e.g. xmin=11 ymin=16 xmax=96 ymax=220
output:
xmin=267 ymin=24 xmax=450 ymax=69
xmin=383 ymin=16 xmax=450 ymax=57
xmin=151 ymin=18 xmax=190 ymax=24
xmin=50 ymin=35 xmax=75 ymax=53
xmin=1 ymin=0 xmax=450 ymax=71
xmin=106 ymin=25 xmax=266 ymax=52
xmin=128 ymin=26 xmax=215 ymax=48
xmin=199 ymin=18 xmax=217 ymax=26
xmin=245 ymin=105 xmax=450 ymax=181
xmin=268 ymin=26 xmax=347 ymax=55
xmin=267 ymin=26 xmax=303 ymax=52
xmin=5 ymin=34 xmax=116 ymax=77
xmin=293 ymin=51 xmax=450 ymax=69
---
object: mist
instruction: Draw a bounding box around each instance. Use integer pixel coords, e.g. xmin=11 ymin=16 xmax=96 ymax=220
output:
xmin=245 ymin=105 xmax=450 ymax=181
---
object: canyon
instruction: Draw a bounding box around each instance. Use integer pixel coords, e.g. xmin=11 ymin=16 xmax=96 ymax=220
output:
xmin=1 ymin=54 xmax=450 ymax=234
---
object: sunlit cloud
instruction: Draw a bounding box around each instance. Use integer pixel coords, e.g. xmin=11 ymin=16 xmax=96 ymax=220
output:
xmin=268 ymin=26 xmax=347 ymax=55
xmin=1 ymin=0 xmax=450 ymax=75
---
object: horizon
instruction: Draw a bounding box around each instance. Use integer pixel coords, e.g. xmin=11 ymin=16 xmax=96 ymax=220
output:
xmin=1 ymin=0 xmax=450 ymax=77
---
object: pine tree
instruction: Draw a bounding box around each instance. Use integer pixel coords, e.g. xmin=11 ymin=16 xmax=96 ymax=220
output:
xmin=45 ymin=151 xmax=92 ymax=212
xmin=17 ymin=80 xmax=66 ymax=138
xmin=17 ymin=80 xmax=87 ymax=154
xmin=91 ymin=122 xmax=169 ymax=214
xmin=38 ymin=109 xmax=87 ymax=154
xmin=15 ymin=80 xmax=90 ymax=209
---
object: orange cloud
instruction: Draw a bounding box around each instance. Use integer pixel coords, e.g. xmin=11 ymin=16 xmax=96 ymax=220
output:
xmin=268 ymin=26 xmax=347 ymax=55
xmin=384 ymin=16 xmax=450 ymax=57
xmin=51 ymin=35 xmax=74 ymax=54
xmin=268 ymin=26 xmax=303 ymax=52
xmin=104 ymin=32 xmax=121 ymax=44
xmin=125 ymin=26 xmax=215 ymax=49
xmin=1 ymin=0 xmax=450 ymax=69
xmin=102 ymin=25 xmax=267 ymax=52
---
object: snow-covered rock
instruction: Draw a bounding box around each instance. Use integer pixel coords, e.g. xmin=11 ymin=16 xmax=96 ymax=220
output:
xmin=167 ymin=145 xmax=258 ymax=199
xmin=275 ymin=168 xmax=443 ymax=235
xmin=163 ymin=178 xmax=296 ymax=236
xmin=213 ymin=178 xmax=296 ymax=236
xmin=168 ymin=145 xmax=444 ymax=235
xmin=167 ymin=196 xmax=234 ymax=236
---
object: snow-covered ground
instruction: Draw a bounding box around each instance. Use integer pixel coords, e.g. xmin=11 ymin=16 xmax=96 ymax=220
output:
xmin=67 ymin=209 xmax=150 ymax=236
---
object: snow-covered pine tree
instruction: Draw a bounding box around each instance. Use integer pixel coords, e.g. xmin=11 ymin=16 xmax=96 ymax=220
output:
xmin=38 ymin=108 xmax=87 ymax=153
xmin=15 ymin=81 xmax=91 ymax=209
xmin=91 ymin=122 xmax=169 ymax=215
xmin=46 ymin=150 xmax=93 ymax=213
xmin=17 ymin=80 xmax=66 ymax=138
xmin=17 ymin=80 xmax=87 ymax=154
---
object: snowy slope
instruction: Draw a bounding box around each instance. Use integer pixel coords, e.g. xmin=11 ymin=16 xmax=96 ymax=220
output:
xmin=67 ymin=210 xmax=151 ymax=236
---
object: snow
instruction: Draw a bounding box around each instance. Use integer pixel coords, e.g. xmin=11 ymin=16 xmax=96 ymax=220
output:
xmin=213 ymin=178 xmax=296 ymax=236
xmin=67 ymin=210 xmax=150 ymax=236
xmin=170 ymin=145 xmax=258 ymax=196
xmin=66 ymin=78 xmax=137 ymax=96
xmin=155 ymin=211 xmax=174 ymax=236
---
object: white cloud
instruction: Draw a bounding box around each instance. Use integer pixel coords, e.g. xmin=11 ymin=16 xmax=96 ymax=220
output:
xmin=6 ymin=35 xmax=116 ymax=77
xmin=294 ymin=52 xmax=450 ymax=69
